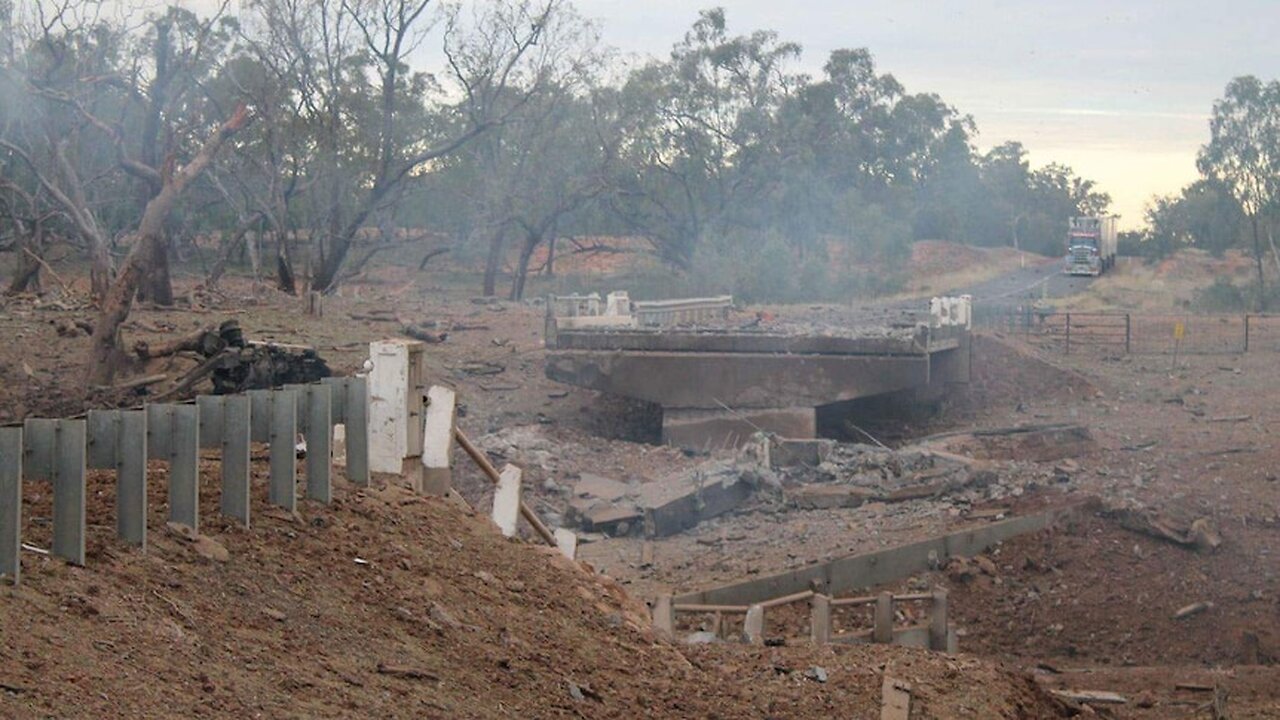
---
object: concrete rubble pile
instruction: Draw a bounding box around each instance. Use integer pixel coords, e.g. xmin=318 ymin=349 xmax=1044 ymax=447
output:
xmin=566 ymin=458 xmax=776 ymax=539
xmin=762 ymin=438 xmax=997 ymax=510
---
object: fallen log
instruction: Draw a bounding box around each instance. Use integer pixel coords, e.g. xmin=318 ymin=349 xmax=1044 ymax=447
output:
xmin=97 ymin=373 xmax=169 ymax=392
xmin=134 ymin=325 xmax=223 ymax=360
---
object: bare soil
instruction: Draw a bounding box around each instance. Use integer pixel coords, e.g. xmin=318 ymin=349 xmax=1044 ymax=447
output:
xmin=3 ymin=256 xmax=1280 ymax=717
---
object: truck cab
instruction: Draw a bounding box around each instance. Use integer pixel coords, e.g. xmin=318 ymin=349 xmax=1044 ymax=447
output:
xmin=1064 ymin=216 xmax=1118 ymax=276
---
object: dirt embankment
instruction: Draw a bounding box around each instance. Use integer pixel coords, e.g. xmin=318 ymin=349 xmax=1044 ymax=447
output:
xmin=1 ymin=462 xmax=1069 ymax=719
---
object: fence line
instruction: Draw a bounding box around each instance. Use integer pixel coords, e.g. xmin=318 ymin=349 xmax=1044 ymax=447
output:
xmin=974 ymin=305 xmax=1280 ymax=356
xmin=655 ymin=587 xmax=953 ymax=651
xmin=0 ymin=376 xmax=369 ymax=583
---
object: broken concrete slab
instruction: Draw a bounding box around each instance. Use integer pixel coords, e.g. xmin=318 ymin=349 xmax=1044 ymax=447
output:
xmin=641 ymin=462 xmax=757 ymax=539
xmin=574 ymin=473 xmax=631 ymax=503
xmin=924 ymin=423 xmax=1094 ymax=462
xmin=880 ymin=676 xmax=912 ymax=720
xmin=579 ymin=506 xmax=642 ymax=533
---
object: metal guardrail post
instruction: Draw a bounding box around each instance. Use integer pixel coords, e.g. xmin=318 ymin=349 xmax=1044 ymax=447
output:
xmin=0 ymin=427 xmax=21 ymax=584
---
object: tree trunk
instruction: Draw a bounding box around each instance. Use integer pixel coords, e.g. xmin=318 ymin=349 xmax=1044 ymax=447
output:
xmin=510 ymin=232 xmax=541 ymax=301
xmin=138 ymin=236 xmax=174 ymax=305
xmin=6 ymin=223 xmax=43 ymax=295
xmin=482 ymin=228 xmax=506 ymax=297
xmin=545 ymin=234 xmax=557 ymax=277
xmin=1253 ymin=214 xmax=1267 ymax=312
xmin=276 ymin=231 xmax=297 ymax=294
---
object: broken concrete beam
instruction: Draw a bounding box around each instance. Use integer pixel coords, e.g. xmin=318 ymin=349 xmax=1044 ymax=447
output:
xmin=492 ymin=465 xmax=522 ymax=537
xmin=789 ymin=485 xmax=875 ymax=510
xmin=554 ymin=528 xmax=578 ymax=561
xmin=642 ymin=465 xmax=754 ymax=538
xmin=767 ymin=438 xmax=836 ymax=469
xmin=420 ymin=385 xmax=456 ymax=495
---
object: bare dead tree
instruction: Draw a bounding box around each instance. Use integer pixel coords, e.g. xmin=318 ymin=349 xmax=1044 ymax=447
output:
xmin=88 ymin=105 xmax=249 ymax=385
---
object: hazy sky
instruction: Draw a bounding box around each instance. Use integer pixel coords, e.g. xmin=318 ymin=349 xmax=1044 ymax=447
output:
xmin=136 ymin=0 xmax=1280 ymax=227
xmin=571 ymin=0 xmax=1278 ymax=229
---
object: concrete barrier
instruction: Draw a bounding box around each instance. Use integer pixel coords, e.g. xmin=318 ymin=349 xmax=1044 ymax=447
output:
xmin=673 ymin=502 xmax=1088 ymax=607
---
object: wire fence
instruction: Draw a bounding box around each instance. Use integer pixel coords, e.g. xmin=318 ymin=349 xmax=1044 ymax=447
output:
xmin=974 ymin=303 xmax=1280 ymax=356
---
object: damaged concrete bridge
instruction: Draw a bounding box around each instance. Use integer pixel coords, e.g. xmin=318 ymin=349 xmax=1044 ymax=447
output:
xmin=545 ymin=295 xmax=973 ymax=448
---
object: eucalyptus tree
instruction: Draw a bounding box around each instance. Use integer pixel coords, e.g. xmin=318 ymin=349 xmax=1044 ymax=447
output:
xmin=1198 ymin=75 xmax=1280 ymax=308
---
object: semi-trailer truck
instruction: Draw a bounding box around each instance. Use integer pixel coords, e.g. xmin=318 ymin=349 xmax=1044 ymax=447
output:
xmin=1063 ymin=216 xmax=1118 ymax=276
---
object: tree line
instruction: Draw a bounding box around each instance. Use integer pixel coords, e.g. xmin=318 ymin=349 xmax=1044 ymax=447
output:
xmin=0 ymin=2 xmax=1112 ymax=382
xmin=1133 ymin=76 xmax=1280 ymax=311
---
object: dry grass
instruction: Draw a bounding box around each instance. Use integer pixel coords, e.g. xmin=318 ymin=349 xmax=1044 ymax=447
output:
xmin=1054 ymin=250 xmax=1256 ymax=312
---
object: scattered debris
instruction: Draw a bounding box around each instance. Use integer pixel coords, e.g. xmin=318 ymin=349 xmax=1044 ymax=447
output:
xmin=1106 ymin=503 xmax=1223 ymax=553
xmin=375 ymin=662 xmax=439 ymax=682
xmin=1050 ymin=689 xmax=1128 ymax=705
xmin=1174 ymin=601 xmax=1214 ymax=620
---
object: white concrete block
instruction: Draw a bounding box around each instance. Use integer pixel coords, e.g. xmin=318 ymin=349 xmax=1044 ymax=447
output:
xmin=553 ymin=528 xmax=578 ymax=561
xmin=419 ymin=385 xmax=456 ymax=495
xmin=605 ymin=291 xmax=631 ymax=317
xmin=367 ymin=340 xmax=425 ymax=474
xmin=744 ymin=604 xmax=764 ymax=645
xmin=492 ymin=465 xmax=522 ymax=537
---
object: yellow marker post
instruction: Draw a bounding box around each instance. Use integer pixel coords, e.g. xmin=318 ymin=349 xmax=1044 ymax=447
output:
xmin=1172 ymin=320 xmax=1186 ymax=368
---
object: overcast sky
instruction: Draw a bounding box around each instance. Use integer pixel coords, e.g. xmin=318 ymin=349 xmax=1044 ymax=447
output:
xmin=151 ymin=0 xmax=1280 ymax=227
xmin=572 ymin=0 xmax=1279 ymax=229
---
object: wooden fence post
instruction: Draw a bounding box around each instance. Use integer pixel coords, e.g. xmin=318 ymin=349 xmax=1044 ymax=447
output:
xmin=1125 ymin=314 xmax=1131 ymax=354
xmin=1065 ymin=313 xmax=1072 ymax=355
xmin=1244 ymin=314 xmax=1251 ymax=353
